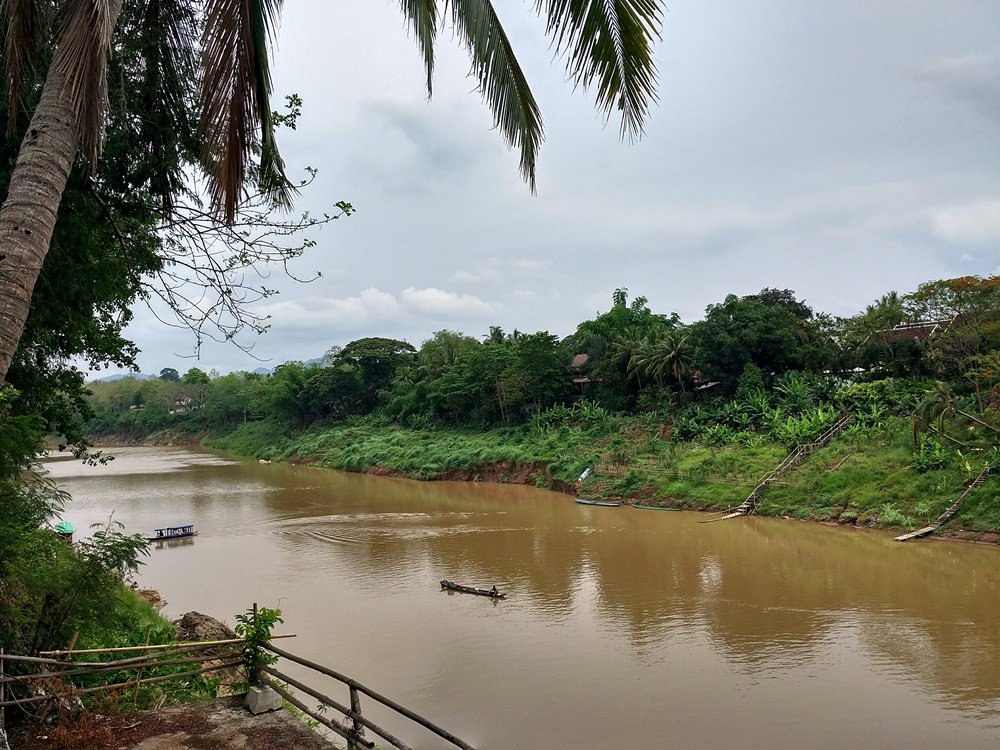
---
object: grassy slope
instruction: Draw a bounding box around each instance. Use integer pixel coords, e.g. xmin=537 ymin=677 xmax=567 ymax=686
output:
xmin=205 ymin=418 xmax=1000 ymax=536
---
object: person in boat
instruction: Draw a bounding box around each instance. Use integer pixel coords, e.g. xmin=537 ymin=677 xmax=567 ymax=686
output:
xmin=489 ymin=585 xmax=499 ymax=597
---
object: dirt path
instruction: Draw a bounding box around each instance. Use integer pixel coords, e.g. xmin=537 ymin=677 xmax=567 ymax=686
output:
xmin=7 ymin=696 xmax=336 ymax=749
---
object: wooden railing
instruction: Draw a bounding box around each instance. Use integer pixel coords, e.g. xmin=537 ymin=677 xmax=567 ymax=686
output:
xmin=0 ymin=636 xmax=296 ymax=710
xmin=895 ymin=466 xmax=992 ymax=542
xmin=1 ymin=633 xmax=478 ymax=750
xmin=937 ymin=466 xmax=991 ymax=524
xmin=702 ymin=413 xmax=853 ymax=522
xmin=264 ymin=642 xmax=477 ymax=750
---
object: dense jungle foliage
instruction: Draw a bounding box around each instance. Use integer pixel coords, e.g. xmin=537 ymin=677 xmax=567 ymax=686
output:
xmin=85 ymin=279 xmax=1000 ymax=535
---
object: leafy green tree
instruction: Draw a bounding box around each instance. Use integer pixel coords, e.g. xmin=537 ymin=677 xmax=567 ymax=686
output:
xmin=507 ymin=332 xmax=573 ymax=414
xmin=264 ymin=362 xmax=319 ymax=426
xmin=908 ymin=276 xmax=1000 ymax=379
xmin=334 ymin=338 xmax=417 ymax=413
xmin=181 ymin=367 xmax=211 ymax=384
xmin=565 ymin=288 xmax=680 ymax=409
xmin=159 ymin=368 xmax=180 ymax=382
xmin=417 ymin=331 xmax=480 ymax=379
xmin=690 ymin=290 xmax=822 ymax=393
xmin=202 ymin=373 xmax=256 ymax=429
xmin=301 ymin=366 xmax=365 ymax=421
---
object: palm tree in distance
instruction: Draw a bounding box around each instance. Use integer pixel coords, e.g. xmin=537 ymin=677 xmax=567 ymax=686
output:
xmin=0 ymin=0 xmax=665 ymax=385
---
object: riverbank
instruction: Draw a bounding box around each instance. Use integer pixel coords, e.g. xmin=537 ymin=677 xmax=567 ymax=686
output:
xmin=188 ymin=416 xmax=1000 ymax=540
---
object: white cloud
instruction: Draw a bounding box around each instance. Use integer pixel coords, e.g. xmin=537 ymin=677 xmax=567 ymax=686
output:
xmin=450 ymin=256 xmax=553 ymax=285
xmin=400 ymin=287 xmax=493 ymax=316
xmin=450 ymin=268 xmax=501 ymax=284
xmin=260 ymin=287 xmax=401 ymax=328
xmin=508 ymin=258 xmax=554 ymax=274
xmin=931 ymin=200 xmax=1000 ymax=244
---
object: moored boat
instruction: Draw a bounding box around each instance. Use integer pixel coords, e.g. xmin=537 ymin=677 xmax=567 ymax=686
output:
xmin=632 ymin=504 xmax=682 ymax=511
xmin=146 ymin=524 xmax=198 ymax=542
xmin=440 ymin=580 xmax=506 ymax=599
xmin=574 ymin=498 xmax=623 ymax=507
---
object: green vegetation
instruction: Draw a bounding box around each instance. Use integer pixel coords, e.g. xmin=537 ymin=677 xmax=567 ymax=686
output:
xmin=85 ymin=280 xmax=1000 ymax=539
xmin=234 ymin=605 xmax=284 ymax=688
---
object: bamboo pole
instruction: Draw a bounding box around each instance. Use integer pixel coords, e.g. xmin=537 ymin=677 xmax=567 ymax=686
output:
xmin=264 ymin=667 xmax=413 ymax=750
xmin=0 ymin=662 xmax=236 ymax=708
xmin=9 ymin=643 xmax=237 ymax=669
xmin=39 ymin=633 xmax=295 ymax=657
xmin=132 ymin=625 xmax=152 ymax=711
xmin=264 ymin=667 xmax=412 ymax=750
xmin=0 ymin=655 xmax=241 ymax=686
xmin=349 ymin=684 xmax=365 ymax=750
xmin=266 ymin=644 xmax=476 ymax=750
xmin=265 ymin=679 xmax=374 ymax=749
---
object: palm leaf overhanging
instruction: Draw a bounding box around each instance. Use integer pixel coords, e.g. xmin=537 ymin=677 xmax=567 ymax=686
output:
xmin=54 ymin=0 xmax=115 ymax=166
xmin=538 ymin=0 xmax=661 ymax=140
xmin=398 ymin=0 xmax=662 ymax=191
xmin=398 ymin=0 xmax=438 ymax=96
xmin=1 ymin=0 xmax=43 ymax=133
xmin=0 ymin=0 xmax=662 ymax=222
xmin=201 ymin=0 xmax=295 ymax=223
xmin=113 ymin=0 xmax=201 ymax=210
xmin=448 ymin=0 xmax=542 ymax=192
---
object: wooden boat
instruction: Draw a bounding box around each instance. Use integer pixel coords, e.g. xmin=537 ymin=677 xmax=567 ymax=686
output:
xmin=574 ymin=498 xmax=623 ymax=507
xmin=146 ymin=524 xmax=198 ymax=542
xmin=440 ymin=580 xmax=506 ymax=599
xmin=632 ymin=504 xmax=682 ymax=511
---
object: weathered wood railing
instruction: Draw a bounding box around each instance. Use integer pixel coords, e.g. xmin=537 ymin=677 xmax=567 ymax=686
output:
xmin=1 ymin=634 xmax=479 ymax=749
xmin=895 ymin=466 xmax=992 ymax=542
xmin=263 ymin=642 xmax=477 ymax=750
xmin=0 ymin=635 xmax=292 ymax=710
xmin=702 ymin=413 xmax=853 ymax=522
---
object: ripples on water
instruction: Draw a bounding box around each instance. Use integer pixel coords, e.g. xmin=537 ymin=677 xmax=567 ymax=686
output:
xmin=44 ymin=447 xmax=1000 ymax=749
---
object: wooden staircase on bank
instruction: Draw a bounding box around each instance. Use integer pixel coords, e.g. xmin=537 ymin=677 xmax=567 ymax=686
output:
xmin=895 ymin=466 xmax=991 ymax=542
xmin=703 ymin=413 xmax=853 ymax=522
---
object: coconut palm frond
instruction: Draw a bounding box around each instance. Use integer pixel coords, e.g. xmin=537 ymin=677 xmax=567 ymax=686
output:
xmin=115 ymin=0 xmax=200 ymax=210
xmin=1 ymin=0 xmax=41 ymax=133
xmin=537 ymin=0 xmax=662 ymax=140
xmin=201 ymin=0 xmax=294 ymax=223
xmin=449 ymin=0 xmax=543 ymax=192
xmin=398 ymin=0 xmax=438 ymax=96
xmin=54 ymin=0 xmax=115 ymax=166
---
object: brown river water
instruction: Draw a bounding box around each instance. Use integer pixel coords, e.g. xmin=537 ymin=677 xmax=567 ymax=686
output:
xmin=42 ymin=446 xmax=1000 ymax=749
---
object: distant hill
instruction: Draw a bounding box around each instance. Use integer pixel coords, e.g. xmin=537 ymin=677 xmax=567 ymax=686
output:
xmin=93 ymin=373 xmax=156 ymax=383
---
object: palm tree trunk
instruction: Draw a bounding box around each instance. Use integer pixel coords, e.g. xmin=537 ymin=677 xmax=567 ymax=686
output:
xmin=0 ymin=0 xmax=123 ymax=386
xmin=0 ymin=59 xmax=80 ymax=384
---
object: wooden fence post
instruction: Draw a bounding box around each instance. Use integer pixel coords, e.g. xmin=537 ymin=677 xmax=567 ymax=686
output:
xmin=348 ymin=685 xmax=365 ymax=750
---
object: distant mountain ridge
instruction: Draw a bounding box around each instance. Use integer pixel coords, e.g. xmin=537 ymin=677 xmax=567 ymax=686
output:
xmin=93 ymin=372 xmax=156 ymax=382
xmin=90 ymin=362 xmax=316 ymax=382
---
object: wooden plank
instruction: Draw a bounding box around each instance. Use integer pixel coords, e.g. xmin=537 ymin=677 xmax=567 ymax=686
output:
xmin=700 ymin=511 xmax=746 ymax=523
xmin=894 ymin=526 xmax=937 ymax=542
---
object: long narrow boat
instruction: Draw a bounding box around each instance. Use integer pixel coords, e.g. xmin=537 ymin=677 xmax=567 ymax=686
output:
xmin=574 ymin=498 xmax=623 ymax=507
xmin=145 ymin=524 xmax=198 ymax=542
xmin=440 ymin=580 xmax=506 ymax=599
xmin=632 ymin=504 xmax=682 ymax=511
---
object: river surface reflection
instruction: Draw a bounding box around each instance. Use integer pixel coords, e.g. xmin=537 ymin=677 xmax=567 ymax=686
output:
xmin=43 ymin=447 xmax=1000 ymax=749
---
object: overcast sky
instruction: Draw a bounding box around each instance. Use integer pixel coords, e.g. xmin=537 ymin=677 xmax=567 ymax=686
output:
xmin=116 ymin=0 xmax=1000 ymax=376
